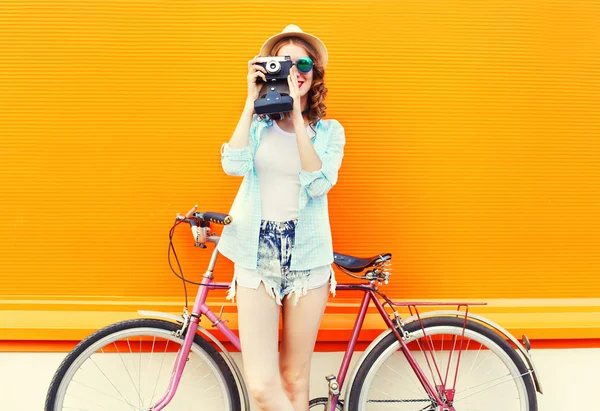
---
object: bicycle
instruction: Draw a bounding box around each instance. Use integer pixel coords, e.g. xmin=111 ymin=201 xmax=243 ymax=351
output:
xmin=45 ymin=208 xmax=543 ymax=411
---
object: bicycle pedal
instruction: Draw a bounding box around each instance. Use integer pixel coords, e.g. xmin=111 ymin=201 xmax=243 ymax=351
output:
xmin=325 ymin=374 xmax=340 ymax=396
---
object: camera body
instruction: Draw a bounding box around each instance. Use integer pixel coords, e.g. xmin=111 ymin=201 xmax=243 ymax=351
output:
xmin=254 ymin=56 xmax=294 ymax=115
xmin=256 ymin=55 xmax=294 ymax=82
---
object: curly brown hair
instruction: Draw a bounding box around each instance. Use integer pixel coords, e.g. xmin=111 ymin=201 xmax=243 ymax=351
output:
xmin=264 ymin=36 xmax=328 ymax=130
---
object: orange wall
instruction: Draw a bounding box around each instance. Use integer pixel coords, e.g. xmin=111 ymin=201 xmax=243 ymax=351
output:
xmin=1 ymin=0 xmax=599 ymax=302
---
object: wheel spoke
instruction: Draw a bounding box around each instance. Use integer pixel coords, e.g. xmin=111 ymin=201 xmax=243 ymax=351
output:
xmin=427 ymin=334 xmax=441 ymax=383
xmin=64 ymin=390 xmax=115 ymax=411
xmin=143 ymin=335 xmax=157 ymax=408
xmin=414 ymin=338 xmax=439 ymax=388
xmin=71 ymin=378 xmax=135 ymax=407
xmin=90 ymin=354 xmax=137 ymax=410
xmin=453 ymin=370 xmax=533 ymax=403
xmin=444 ymin=334 xmax=458 ymax=386
xmin=380 ymin=361 xmax=424 ymax=397
xmin=113 ymin=341 xmax=143 ymax=406
xmin=149 ymin=338 xmax=170 ymax=406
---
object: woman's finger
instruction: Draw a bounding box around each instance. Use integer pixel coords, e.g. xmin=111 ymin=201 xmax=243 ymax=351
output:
xmin=248 ymin=56 xmax=262 ymax=70
xmin=288 ymin=76 xmax=299 ymax=99
xmin=255 ymin=71 xmax=266 ymax=83
xmin=185 ymin=204 xmax=198 ymax=219
xmin=251 ymin=64 xmax=267 ymax=73
xmin=249 ymin=71 xmax=266 ymax=85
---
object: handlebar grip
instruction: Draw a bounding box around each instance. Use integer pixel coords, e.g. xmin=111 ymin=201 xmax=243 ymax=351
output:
xmin=194 ymin=211 xmax=233 ymax=225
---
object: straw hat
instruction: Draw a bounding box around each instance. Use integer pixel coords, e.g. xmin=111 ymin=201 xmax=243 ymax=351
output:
xmin=259 ymin=24 xmax=329 ymax=68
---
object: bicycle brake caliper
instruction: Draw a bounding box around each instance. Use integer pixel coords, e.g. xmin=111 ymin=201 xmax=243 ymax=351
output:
xmin=175 ymin=307 xmax=191 ymax=338
xmin=394 ymin=311 xmax=410 ymax=339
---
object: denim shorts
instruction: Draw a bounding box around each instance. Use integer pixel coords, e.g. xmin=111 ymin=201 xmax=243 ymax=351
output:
xmin=226 ymin=219 xmax=337 ymax=306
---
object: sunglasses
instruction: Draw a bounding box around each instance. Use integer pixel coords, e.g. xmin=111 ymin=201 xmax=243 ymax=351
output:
xmin=293 ymin=56 xmax=314 ymax=73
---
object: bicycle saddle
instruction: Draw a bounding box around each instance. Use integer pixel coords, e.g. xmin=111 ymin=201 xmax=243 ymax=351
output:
xmin=333 ymin=252 xmax=392 ymax=273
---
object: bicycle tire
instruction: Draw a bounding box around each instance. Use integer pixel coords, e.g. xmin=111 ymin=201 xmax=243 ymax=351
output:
xmin=309 ymin=396 xmax=344 ymax=410
xmin=348 ymin=316 xmax=537 ymax=411
xmin=45 ymin=318 xmax=241 ymax=411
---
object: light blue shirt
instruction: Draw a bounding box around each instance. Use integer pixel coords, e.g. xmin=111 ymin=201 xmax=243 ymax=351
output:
xmin=217 ymin=114 xmax=346 ymax=271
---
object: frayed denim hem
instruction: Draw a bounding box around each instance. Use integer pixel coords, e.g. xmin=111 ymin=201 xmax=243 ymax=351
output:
xmin=226 ymin=268 xmax=337 ymax=306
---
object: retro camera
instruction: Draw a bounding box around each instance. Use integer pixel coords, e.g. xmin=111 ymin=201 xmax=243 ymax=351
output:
xmin=253 ymin=56 xmax=294 ymax=115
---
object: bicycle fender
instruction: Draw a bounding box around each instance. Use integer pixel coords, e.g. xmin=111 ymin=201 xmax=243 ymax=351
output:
xmin=341 ymin=310 xmax=543 ymax=407
xmin=137 ymin=310 xmax=252 ymax=410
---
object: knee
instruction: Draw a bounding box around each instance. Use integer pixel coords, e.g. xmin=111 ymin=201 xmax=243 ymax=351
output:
xmin=280 ymin=367 xmax=310 ymax=400
xmin=247 ymin=379 xmax=280 ymax=409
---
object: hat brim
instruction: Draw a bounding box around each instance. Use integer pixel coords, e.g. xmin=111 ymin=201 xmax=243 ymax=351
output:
xmin=259 ymin=31 xmax=328 ymax=69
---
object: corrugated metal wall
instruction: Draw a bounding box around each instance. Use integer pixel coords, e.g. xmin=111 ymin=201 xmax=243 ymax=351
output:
xmin=1 ymin=0 xmax=599 ymax=302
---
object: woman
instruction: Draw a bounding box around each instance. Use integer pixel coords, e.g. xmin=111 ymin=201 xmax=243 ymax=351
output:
xmin=215 ymin=24 xmax=346 ymax=411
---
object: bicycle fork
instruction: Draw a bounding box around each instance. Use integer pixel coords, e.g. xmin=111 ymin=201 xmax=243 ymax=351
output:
xmin=148 ymin=309 xmax=199 ymax=411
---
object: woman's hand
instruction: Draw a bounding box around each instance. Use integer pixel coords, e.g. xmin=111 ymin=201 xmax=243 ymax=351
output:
xmin=287 ymin=65 xmax=303 ymax=117
xmin=185 ymin=204 xmax=198 ymax=219
xmin=175 ymin=204 xmax=198 ymax=223
xmin=247 ymin=55 xmax=267 ymax=102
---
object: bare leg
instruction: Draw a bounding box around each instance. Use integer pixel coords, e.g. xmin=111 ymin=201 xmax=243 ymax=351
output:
xmin=236 ymin=282 xmax=296 ymax=411
xmin=279 ymin=282 xmax=330 ymax=411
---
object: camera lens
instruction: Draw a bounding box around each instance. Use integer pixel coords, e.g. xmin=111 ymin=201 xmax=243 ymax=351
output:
xmin=266 ymin=60 xmax=281 ymax=74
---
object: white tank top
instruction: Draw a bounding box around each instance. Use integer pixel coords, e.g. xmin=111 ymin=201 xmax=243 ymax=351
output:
xmin=254 ymin=120 xmax=315 ymax=222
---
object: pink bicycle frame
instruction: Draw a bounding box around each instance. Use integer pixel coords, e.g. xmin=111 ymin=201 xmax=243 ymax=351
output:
xmin=150 ymin=274 xmax=484 ymax=411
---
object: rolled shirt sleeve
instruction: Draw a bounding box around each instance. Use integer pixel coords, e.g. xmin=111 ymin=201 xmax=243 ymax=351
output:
xmin=298 ymin=120 xmax=346 ymax=198
xmin=220 ymin=142 xmax=253 ymax=176
xmin=220 ymin=114 xmax=260 ymax=177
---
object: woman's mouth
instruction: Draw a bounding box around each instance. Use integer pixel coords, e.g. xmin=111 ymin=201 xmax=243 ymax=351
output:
xmin=298 ymin=81 xmax=304 ymax=88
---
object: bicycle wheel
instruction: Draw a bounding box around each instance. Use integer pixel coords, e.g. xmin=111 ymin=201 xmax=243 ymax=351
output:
xmin=45 ymin=318 xmax=241 ymax=411
xmin=348 ymin=316 xmax=537 ymax=411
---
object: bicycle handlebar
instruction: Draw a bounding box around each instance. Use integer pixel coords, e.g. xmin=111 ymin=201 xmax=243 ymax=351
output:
xmin=175 ymin=211 xmax=233 ymax=225
xmin=175 ymin=208 xmax=232 ymax=247
xmin=194 ymin=211 xmax=233 ymax=225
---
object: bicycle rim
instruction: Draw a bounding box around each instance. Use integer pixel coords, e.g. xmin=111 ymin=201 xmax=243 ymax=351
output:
xmin=51 ymin=324 xmax=234 ymax=410
xmin=355 ymin=319 xmax=534 ymax=410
